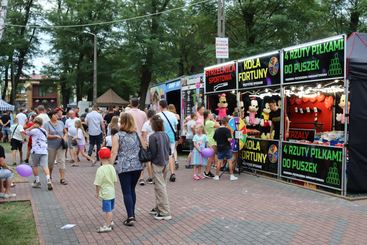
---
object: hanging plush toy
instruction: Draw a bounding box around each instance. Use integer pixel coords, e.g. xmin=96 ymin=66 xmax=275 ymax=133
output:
xmin=260 ymin=103 xmax=272 ymax=139
xmin=336 ymin=94 xmax=350 ymax=124
xmin=216 ymin=93 xmax=228 ymax=120
xmin=245 ymin=99 xmax=260 ymax=126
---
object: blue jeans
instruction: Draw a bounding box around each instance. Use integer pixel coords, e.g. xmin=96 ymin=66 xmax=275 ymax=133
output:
xmin=88 ymin=133 xmax=102 ymax=160
xmin=118 ymin=170 xmax=142 ymax=218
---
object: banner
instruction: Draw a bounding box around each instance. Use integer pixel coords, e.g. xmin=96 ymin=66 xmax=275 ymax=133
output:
xmin=282 ymin=142 xmax=343 ymax=189
xmin=182 ymin=88 xmax=204 ymax=120
xmin=204 ymin=62 xmax=236 ymax=93
xmin=283 ymin=35 xmax=345 ymax=83
xmin=288 ymin=128 xmax=315 ymax=142
xmin=240 ymin=138 xmax=279 ymax=174
xmin=149 ymin=84 xmax=165 ymax=111
xmin=216 ymin=37 xmax=229 ymax=59
xmin=166 ymin=80 xmax=181 ymax=92
xmin=238 ymin=52 xmax=280 ymax=88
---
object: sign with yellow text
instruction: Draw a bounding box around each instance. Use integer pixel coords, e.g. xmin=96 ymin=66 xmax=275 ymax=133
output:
xmin=238 ymin=52 xmax=280 ymax=89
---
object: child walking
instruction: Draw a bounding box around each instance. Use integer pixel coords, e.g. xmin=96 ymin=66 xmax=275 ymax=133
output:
xmin=192 ymin=125 xmax=208 ymax=180
xmin=73 ymin=119 xmax=96 ymax=166
xmin=94 ymin=147 xmax=117 ymax=233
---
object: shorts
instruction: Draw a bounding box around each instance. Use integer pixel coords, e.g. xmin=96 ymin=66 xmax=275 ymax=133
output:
xmin=68 ymin=136 xmax=76 ymax=149
xmin=186 ymin=139 xmax=194 ymax=151
xmin=78 ymin=145 xmax=85 ymax=151
xmin=2 ymin=127 xmax=10 ymax=137
xmin=48 ymin=148 xmax=66 ymax=170
xmin=102 ymin=199 xmax=115 ymax=212
xmin=0 ymin=168 xmax=13 ymax=180
xmin=170 ymin=143 xmax=176 ymax=157
xmin=31 ymin=154 xmax=48 ymax=168
xmin=217 ymin=149 xmax=233 ymax=160
xmin=11 ymin=138 xmax=23 ymax=151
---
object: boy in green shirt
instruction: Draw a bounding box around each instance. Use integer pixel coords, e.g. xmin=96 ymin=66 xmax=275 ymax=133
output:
xmin=94 ymin=147 xmax=117 ymax=233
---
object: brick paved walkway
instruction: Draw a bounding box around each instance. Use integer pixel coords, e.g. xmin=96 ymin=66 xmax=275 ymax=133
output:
xmin=3 ymin=156 xmax=367 ymax=245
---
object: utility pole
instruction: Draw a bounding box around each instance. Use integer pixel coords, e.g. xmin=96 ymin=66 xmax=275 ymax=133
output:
xmin=217 ymin=0 xmax=225 ymax=64
xmin=0 ymin=0 xmax=9 ymax=40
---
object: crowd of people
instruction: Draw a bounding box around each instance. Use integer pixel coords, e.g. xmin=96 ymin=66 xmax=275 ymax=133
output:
xmin=0 ymin=97 xmax=241 ymax=232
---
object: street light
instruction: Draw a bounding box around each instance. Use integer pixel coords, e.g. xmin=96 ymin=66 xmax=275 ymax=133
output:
xmin=83 ymin=31 xmax=97 ymax=104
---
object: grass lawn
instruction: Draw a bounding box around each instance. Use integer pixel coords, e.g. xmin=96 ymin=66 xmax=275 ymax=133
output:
xmin=0 ymin=201 xmax=39 ymax=245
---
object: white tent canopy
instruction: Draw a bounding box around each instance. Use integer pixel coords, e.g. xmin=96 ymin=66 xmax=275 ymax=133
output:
xmin=0 ymin=99 xmax=14 ymax=111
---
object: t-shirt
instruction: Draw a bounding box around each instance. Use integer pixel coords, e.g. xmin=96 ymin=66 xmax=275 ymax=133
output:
xmin=127 ymin=108 xmax=147 ymax=136
xmin=85 ymin=111 xmax=103 ymax=136
xmin=142 ymin=120 xmax=154 ymax=142
xmin=158 ymin=111 xmax=178 ymax=144
xmin=76 ymin=128 xmax=86 ymax=145
xmin=105 ymin=135 xmax=112 ymax=147
xmin=36 ymin=113 xmax=50 ymax=127
xmin=213 ymin=127 xmax=232 ymax=152
xmin=193 ymin=134 xmax=208 ymax=149
xmin=10 ymin=124 xmax=24 ymax=141
xmin=269 ymin=109 xmax=281 ymax=140
xmin=94 ymin=164 xmax=117 ymax=200
xmin=186 ymin=120 xmax=196 ymax=140
xmin=44 ymin=121 xmax=65 ymax=149
xmin=26 ymin=128 xmax=48 ymax=154
xmin=104 ymin=112 xmax=114 ymax=125
xmin=1 ymin=114 xmax=10 ymax=127
xmin=196 ymin=113 xmax=204 ymax=125
xmin=205 ymin=120 xmax=216 ymax=146
xmin=16 ymin=113 xmax=27 ymax=127
xmin=65 ymin=118 xmax=78 ymax=137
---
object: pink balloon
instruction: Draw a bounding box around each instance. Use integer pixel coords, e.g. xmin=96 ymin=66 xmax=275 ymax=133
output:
xmin=201 ymin=148 xmax=215 ymax=158
xmin=16 ymin=164 xmax=32 ymax=177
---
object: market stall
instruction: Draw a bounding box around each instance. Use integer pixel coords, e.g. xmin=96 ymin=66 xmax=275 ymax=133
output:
xmin=238 ymin=51 xmax=282 ymax=176
xmin=0 ymin=99 xmax=15 ymax=111
xmin=280 ymin=35 xmax=347 ymax=193
xmin=204 ymin=61 xmax=237 ymax=119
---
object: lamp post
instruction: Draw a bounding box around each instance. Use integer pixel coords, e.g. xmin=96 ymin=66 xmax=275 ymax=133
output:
xmin=84 ymin=31 xmax=97 ymax=104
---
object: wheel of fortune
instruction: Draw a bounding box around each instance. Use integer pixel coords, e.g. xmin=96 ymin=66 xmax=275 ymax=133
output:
xmin=228 ymin=117 xmax=247 ymax=151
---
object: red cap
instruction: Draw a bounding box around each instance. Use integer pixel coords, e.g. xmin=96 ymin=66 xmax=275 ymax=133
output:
xmin=98 ymin=147 xmax=111 ymax=160
xmin=55 ymin=107 xmax=63 ymax=112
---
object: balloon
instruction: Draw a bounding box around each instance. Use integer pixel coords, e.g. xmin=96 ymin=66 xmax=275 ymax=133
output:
xmin=16 ymin=164 xmax=33 ymax=177
xmin=201 ymin=148 xmax=215 ymax=158
xmin=317 ymin=94 xmax=325 ymax=102
xmin=310 ymin=97 xmax=317 ymax=103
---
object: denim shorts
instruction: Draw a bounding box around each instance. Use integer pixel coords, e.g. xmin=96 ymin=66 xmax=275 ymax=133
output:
xmin=0 ymin=168 xmax=13 ymax=180
xmin=102 ymin=199 xmax=115 ymax=212
xmin=217 ymin=149 xmax=233 ymax=160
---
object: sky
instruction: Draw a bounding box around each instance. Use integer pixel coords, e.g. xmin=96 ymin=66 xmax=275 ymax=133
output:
xmin=29 ymin=0 xmax=54 ymax=74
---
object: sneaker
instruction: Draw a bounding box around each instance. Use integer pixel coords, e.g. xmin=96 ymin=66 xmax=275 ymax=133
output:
xmin=154 ymin=213 xmax=172 ymax=220
xmin=213 ymin=175 xmax=220 ymax=181
xmin=203 ymin=171 xmax=215 ymax=178
xmin=193 ymin=175 xmax=200 ymax=180
xmin=147 ymin=178 xmax=154 ymax=184
xmin=47 ymin=181 xmax=53 ymax=191
xmin=139 ymin=179 xmax=145 ymax=186
xmin=169 ymin=174 xmax=176 ymax=182
xmin=149 ymin=208 xmax=158 ymax=215
xmin=32 ymin=181 xmax=41 ymax=188
xmin=3 ymin=193 xmax=16 ymax=199
xmin=199 ymin=175 xmax=205 ymax=180
xmin=97 ymin=225 xmax=112 ymax=233
xmin=230 ymin=175 xmax=238 ymax=181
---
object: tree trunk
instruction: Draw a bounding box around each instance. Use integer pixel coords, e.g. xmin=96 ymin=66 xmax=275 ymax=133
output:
xmin=76 ymin=53 xmax=84 ymax=102
xmin=2 ymin=63 xmax=9 ymax=100
xmin=349 ymin=1 xmax=360 ymax=35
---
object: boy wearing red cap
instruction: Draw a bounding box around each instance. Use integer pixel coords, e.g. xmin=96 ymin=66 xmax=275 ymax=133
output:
xmin=94 ymin=147 xmax=117 ymax=233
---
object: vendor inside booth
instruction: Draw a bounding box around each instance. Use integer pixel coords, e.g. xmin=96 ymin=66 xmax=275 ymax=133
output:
xmin=204 ymin=61 xmax=237 ymax=119
xmin=280 ymin=35 xmax=346 ymax=194
xmin=238 ymin=51 xmax=282 ymax=175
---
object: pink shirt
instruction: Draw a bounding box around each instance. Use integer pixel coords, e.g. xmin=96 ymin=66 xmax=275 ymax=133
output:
xmin=196 ymin=113 xmax=204 ymax=125
xmin=127 ymin=108 xmax=147 ymax=136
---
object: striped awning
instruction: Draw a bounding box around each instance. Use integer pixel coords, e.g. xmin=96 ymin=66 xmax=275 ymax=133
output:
xmin=0 ymin=99 xmax=14 ymax=111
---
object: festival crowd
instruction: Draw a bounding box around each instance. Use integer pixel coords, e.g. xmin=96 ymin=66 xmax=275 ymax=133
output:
xmin=0 ymin=98 xmax=241 ymax=232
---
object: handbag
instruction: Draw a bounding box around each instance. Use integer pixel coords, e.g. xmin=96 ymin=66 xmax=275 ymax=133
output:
xmin=136 ymin=132 xmax=152 ymax=162
xmin=161 ymin=112 xmax=179 ymax=141
xmin=48 ymin=122 xmax=67 ymax=149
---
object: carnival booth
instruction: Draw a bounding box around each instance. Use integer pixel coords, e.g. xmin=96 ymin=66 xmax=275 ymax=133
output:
xmin=238 ymin=51 xmax=281 ymax=176
xmin=204 ymin=61 xmax=237 ymax=119
xmin=280 ymin=35 xmax=347 ymax=194
xmin=165 ymin=78 xmax=182 ymax=116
